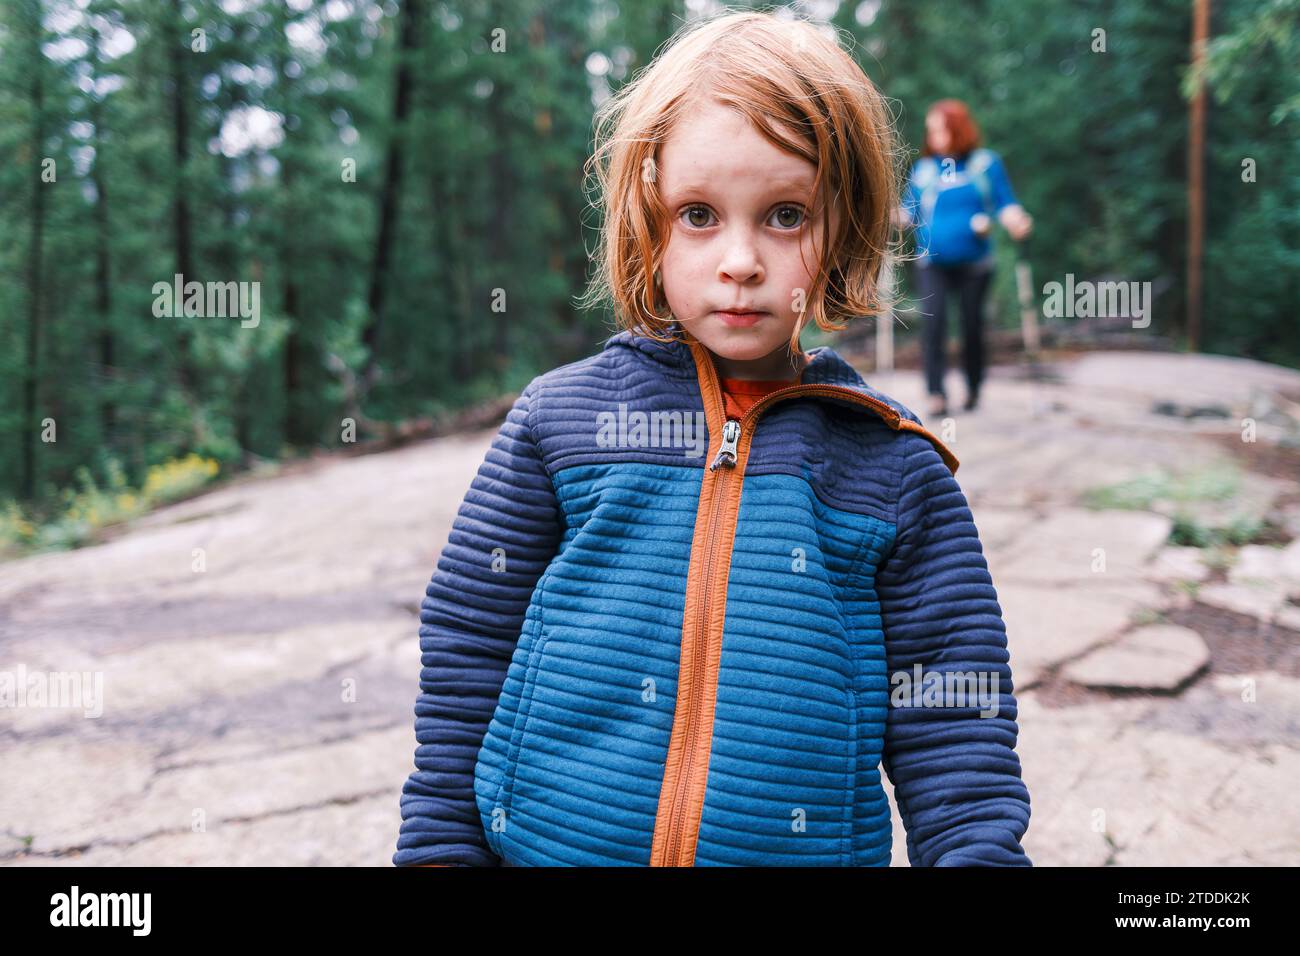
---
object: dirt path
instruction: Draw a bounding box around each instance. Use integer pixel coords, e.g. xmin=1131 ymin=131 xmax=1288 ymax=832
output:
xmin=3 ymin=350 xmax=1298 ymax=866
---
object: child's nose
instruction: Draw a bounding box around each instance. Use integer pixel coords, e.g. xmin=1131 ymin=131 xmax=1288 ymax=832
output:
xmin=716 ymin=237 xmax=764 ymax=284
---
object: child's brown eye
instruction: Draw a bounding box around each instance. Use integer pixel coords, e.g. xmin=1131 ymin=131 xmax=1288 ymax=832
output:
xmin=683 ymin=206 xmax=713 ymax=227
xmin=771 ymin=205 xmax=805 ymax=229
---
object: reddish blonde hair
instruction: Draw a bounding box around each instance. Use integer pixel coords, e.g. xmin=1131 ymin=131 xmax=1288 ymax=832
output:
xmin=577 ymin=10 xmax=905 ymax=353
xmin=922 ymin=99 xmax=982 ymax=158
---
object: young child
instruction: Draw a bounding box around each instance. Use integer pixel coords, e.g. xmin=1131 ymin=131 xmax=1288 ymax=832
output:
xmin=394 ymin=10 xmax=1031 ymax=867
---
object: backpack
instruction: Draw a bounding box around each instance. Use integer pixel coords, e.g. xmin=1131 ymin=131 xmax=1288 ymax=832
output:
xmin=912 ymin=147 xmax=996 ymax=225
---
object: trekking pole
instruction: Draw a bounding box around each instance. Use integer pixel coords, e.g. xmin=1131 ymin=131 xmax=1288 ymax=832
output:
xmin=875 ymin=254 xmax=896 ymax=374
xmin=1013 ymin=235 xmax=1041 ymax=360
xmin=1011 ymin=233 xmax=1052 ymax=423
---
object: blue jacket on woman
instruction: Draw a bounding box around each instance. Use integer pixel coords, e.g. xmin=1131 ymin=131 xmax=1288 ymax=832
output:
xmin=393 ymin=322 xmax=1032 ymax=866
xmin=904 ymin=148 xmax=1019 ymax=266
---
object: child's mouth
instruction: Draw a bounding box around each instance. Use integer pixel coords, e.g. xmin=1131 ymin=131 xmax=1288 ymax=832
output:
xmin=714 ymin=310 xmax=767 ymax=328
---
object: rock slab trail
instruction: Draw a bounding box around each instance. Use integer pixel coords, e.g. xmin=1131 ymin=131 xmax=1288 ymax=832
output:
xmin=2 ymin=350 xmax=1298 ymax=866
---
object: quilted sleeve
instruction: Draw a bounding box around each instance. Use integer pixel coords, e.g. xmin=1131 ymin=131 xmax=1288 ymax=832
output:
xmin=392 ymin=378 xmax=564 ymax=866
xmin=877 ymin=434 xmax=1032 ymax=866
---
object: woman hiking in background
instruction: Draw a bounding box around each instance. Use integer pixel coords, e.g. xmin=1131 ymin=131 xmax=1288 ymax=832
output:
xmin=898 ymin=99 xmax=1032 ymax=417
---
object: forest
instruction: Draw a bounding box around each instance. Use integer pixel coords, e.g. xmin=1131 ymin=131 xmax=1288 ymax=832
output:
xmin=1 ymin=0 xmax=1296 ymax=552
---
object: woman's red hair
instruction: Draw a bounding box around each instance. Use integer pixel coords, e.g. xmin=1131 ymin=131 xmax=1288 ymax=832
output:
xmin=922 ymin=99 xmax=981 ymax=158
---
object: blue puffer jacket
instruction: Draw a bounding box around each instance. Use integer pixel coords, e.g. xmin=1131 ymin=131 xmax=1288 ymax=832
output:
xmin=393 ymin=322 xmax=1032 ymax=867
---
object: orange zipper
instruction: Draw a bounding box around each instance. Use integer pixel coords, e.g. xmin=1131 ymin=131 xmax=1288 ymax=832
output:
xmin=659 ymin=419 xmax=736 ymax=865
xmin=648 ymin=337 xmax=958 ymax=866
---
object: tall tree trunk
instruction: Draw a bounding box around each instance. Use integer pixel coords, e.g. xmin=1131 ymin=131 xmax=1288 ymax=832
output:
xmin=20 ymin=0 xmax=45 ymax=500
xmin=216 ymin=148 xmax=254 ymax=461
xmin=440 ymin=165 xmax=477 ymax=381
xmin=169 ymin=0 xmax=197 ymax=398
xmin=428 ymin=155 xmax=466 ymax=386
xmin=485 ymin=0 xmax=514 ymax=381
xmin=360 ymin=0 xmax=422 ymax=396
xmin=90 ymin=25 xmax=116 ymax=452
xmin=536 ymin=5 xmax=592 ymax=361
xmin=274 ymin=4 xmax=307 ymax=447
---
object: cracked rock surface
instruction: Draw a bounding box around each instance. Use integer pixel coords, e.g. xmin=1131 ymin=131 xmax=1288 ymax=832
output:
xmin=2 ymin=350 xmax=1298 ymax=866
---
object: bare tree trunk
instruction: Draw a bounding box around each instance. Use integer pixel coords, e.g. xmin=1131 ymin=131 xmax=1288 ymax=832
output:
xmin=89 ymin=25 xmax=116 ymax=452
xmin=537 ymin=5 xmax=590 ymax=360
xmin=428 ymin=157 xmax=472 ymax=385
xmin=20 ymin=0 xmax=44 ymax=500
xmin=486 ymin=70 xmax=513 ymax=379
xmin=169 ymin=0 xmax=197 ymax=397
xmin=359 ymin=0 xmax=422 ymax=396
xmin=274 ymin=3 xmax=308 ymax=447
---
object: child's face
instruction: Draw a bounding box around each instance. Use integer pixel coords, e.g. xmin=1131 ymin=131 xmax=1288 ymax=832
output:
xmin=657 ymin=98 xmax=838 ymax=380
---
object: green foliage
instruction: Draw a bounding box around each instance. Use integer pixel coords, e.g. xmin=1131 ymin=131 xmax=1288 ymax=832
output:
xmin=1080 ymin=462 xmax=1240 ymax=511
xmin=1 ymin=452 xmax=220 ymax=557
xmin=1083 ymin=460 xmax=1268 ymax=548
xmin=848 ymin=0 xmax=1298 ymax=364
xmin=1169 ymin=512 xmax=1263 ymax=548
xmin=1188 ymin=0 xmax=1300 ymax=124
xmin=0 ymin=0 xmax=1295 ymax=526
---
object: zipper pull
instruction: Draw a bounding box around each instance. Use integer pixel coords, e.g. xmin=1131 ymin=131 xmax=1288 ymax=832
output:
xmin=709 ymin=419 xmax=741 ymax=471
